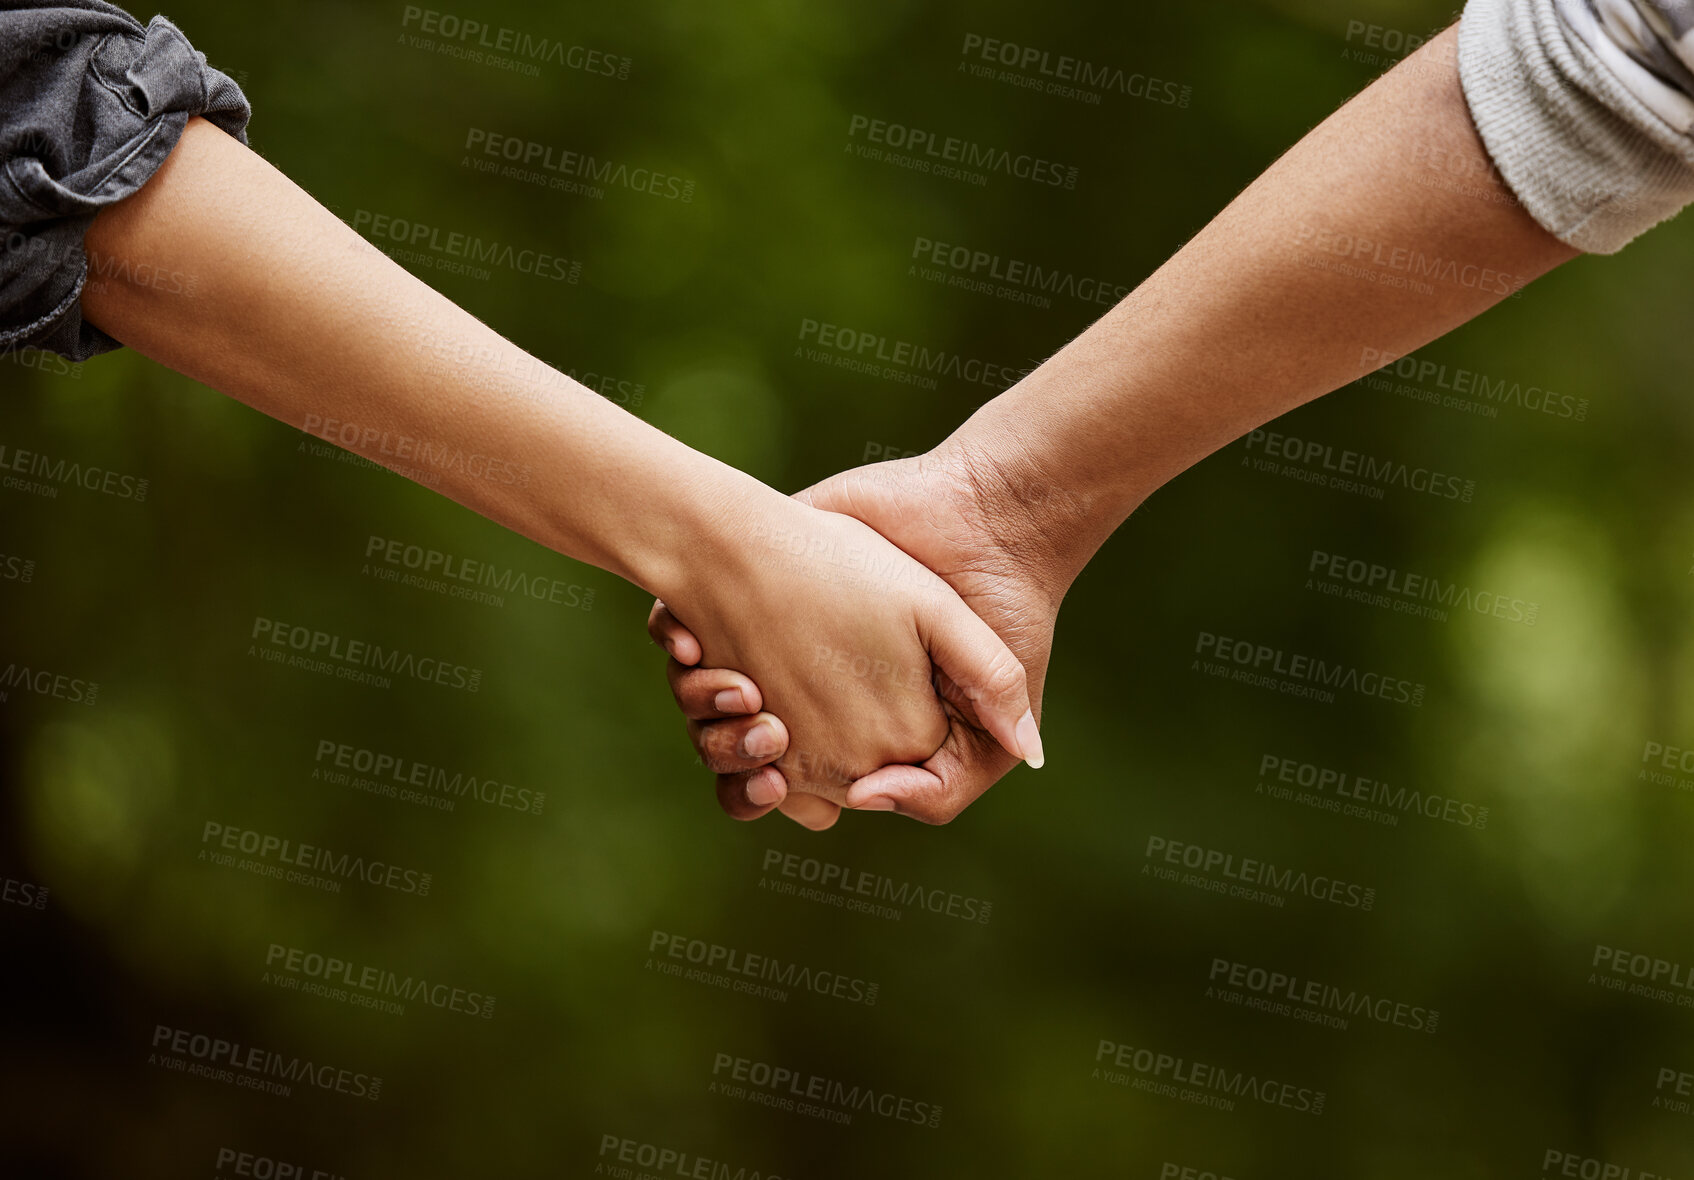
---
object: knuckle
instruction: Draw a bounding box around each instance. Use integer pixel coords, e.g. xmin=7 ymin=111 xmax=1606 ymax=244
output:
xmin=646 ymin=601 xmax=671 ymax=635
xmin=700 ymin=726 xmax=747 ymax=773
xmin=783 ymin=796 xmax=840 ymax=830
xmin=665 ymin=665 xmax=690 ymax=701
xmin=979 ymin=651 xmax=1026 ymax=704
xmin=917 ymin=780 xmax=981 ymax=825
xmin=907 ymin=702 xmax=949 ymax=741
xmin=903 ymin=799 xmax=956 ymax=825
xmin=674 ymin=674 xmax=712 ymax=713
xmin=715 ymin=775 xmax=763 ymax=820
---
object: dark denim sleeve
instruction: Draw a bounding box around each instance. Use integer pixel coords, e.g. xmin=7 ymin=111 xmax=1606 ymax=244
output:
xmin=0 ymin=1 xmax=251 ymax=361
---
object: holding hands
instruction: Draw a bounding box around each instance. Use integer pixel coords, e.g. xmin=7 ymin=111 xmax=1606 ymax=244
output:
xmin=654 ymin=482 xmax=1044 ymax=820
xmin=64 ymin=30 xmax=1579 ymax=841
xmin=653 ymin=442 xmax=1071 ymax=828
xmin=651 ymin=27 xmax=1584 ymax=830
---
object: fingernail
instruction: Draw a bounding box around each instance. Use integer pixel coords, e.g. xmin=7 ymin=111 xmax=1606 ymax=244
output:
xmin=741 ymin=720 xmax=782 ymax=760
xmin=745 ymin=771 xmax=783 ymax=807
xmin=855 ymin=796 xmax=897 ymax=811
xmin=1016 ymin=710 xmax=1044 ymax=769
xmin=714 ymin=688 xmax=747 ymax=714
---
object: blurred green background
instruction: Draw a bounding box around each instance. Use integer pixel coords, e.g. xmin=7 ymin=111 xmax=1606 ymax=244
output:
xmin=4 ymin=0 xmax=1694 ymax=1176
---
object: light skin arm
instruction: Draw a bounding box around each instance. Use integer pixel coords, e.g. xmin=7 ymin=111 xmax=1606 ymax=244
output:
xmin=79 ymin=117 xmax=1041 ymax=800
xmin=82 ymin=117 xmax=751 ymax=596
xmin=663 ymin=23 xmax=1581 ymax=824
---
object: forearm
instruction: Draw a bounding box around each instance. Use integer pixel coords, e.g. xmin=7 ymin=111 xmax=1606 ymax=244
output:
xmin=80 ymin=117 xmax=754 ymax=600
xmin=944 ymin=24 xmax=1577 ymax=589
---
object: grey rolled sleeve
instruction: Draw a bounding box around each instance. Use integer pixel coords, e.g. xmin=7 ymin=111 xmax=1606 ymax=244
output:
xmin=1459 ymin=0 xmax=1694 ymax=252
xmin=0 ymin=1 xmax=250 ymax=360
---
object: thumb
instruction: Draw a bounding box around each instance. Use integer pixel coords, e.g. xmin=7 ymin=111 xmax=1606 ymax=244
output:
xmin=916 ymin=599 xmax=1044 ymax=769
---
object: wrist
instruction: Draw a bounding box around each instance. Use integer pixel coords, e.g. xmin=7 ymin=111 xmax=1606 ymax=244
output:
xmin=535 ymin=410 xmax=777 ymax=604
xmin=936 ymin=357 xmax=1171 ymax=595
xmin=931 ymin=418 xmax=1120 ymax=603
xmin=629 ymin=455 xmax=801 ymax=612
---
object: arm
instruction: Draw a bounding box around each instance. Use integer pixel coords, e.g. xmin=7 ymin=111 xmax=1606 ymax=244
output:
xmin=79 ymin=118 xmax=1039 ymax=800
xmin=953 ymin=22 xmax=1574 ymax=592
xmin=663 ymin=22 xmax=1579 ymax=823
xmin=82 ymin=117 xmax=742 ymax=596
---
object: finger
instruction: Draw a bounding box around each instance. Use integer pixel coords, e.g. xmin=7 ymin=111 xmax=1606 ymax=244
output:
xmin=668 ymin=663 xmax=764 ymax=720
xmin=843 ymin=763 xmax=951 ymax=823
xmin=715 ymin=767 xmax=787 ymax=821
xmin=778 ymin=792 xmax=842 ymax=831
xmin=845 ymin=729 xmax=1017 ymax=824
xmin=917 ymin=602 xmax=1043 ymax=769
xmin=690 ymin=714 xmax=789 ymax=775
xmin=646 ymin=600 xmax=702 ymax=665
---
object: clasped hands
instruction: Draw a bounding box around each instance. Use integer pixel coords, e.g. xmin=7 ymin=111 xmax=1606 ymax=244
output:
xmin=647 ymin=436 xmax=1078 ymax=831
xmin=71 ymin=27 xmax=1563 ymax=842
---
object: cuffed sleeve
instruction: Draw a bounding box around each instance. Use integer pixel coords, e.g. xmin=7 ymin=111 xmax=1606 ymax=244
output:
xmin=0 ymin=2 xmax=250 ymax=360
xmin=1458 ymin=0 xmax=1694 ymax=253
